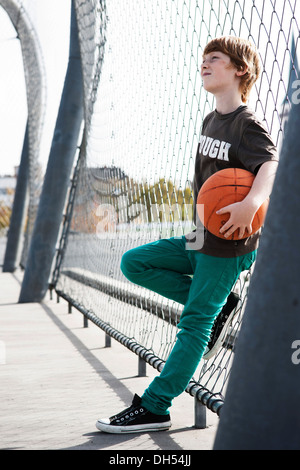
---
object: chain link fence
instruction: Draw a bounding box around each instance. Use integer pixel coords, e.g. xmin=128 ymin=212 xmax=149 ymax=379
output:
xmin=2 ymin=0 xmax=299 ymax=421
xmin=53 ymin=0 xmax=300 ymax=419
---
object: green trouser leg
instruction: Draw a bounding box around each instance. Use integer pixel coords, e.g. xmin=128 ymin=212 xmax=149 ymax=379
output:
xmin=120 ymin=236 xmax=256 ymax=415
xmin=121 ymin=236 xmax=193 ymax=305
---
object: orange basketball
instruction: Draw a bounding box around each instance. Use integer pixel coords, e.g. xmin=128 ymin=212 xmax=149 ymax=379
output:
xmin=196 ymin=168 xmax=269 ymax=240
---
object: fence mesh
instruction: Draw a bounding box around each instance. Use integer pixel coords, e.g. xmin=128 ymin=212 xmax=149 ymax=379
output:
xmin=54 ymin=0 xmax=300 ymax=409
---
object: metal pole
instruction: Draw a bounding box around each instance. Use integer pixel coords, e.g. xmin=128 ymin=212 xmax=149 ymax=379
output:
xmin=194 ymin=399 xmax=207 ymax=429
xmin=213 ymin=99 xmax=300 ymax=450
xmin=19 ymin=1 xmax=83 ymax=302
xmin=3 ymin=123 xmax=29 ymax=272
xmin=138 ymin=357 xmax=147 ymax=377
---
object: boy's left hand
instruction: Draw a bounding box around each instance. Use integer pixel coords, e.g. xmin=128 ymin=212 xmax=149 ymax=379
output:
xmin=217 ymin=161 xmax=278 ymax=239
xmin=217 ymin=199 xmax=257 ymax=239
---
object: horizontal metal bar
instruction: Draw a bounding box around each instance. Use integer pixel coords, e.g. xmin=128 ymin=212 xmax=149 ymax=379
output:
xmin=55 ymin=289 xmax=224 ymax=416
xmin=57 ymin=268 xmax=236 ymax=350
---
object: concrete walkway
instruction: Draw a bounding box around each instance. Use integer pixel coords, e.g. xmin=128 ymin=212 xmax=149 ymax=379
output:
xmin=0 ymin=270 xmax=219 ymax=451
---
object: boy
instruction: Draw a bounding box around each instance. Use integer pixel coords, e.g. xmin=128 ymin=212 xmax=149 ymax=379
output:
xmin=96 ymin=36 xmax=278 ymax=433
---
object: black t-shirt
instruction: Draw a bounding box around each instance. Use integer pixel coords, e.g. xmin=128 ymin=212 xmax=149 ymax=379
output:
xmin=185 ymin=105 xmax=278 ymax=257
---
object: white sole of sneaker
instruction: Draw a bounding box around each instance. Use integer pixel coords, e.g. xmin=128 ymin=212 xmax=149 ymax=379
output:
xmin=95 ymin=419 xmax=171 ymax=434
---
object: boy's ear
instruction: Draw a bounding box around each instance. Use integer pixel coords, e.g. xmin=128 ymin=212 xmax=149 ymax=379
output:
xmin=236 ymin=65 xmax=248 ymax=76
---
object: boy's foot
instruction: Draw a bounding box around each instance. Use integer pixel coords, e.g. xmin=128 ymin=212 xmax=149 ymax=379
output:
xmin=96 ymin=394 xmax=171 ymax=434
xmin=203 ymin=291 xmax=240 ymax=360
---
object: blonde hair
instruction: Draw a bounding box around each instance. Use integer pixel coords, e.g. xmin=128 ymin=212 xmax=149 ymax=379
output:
xmin=203 ymin=36 xmax=261 ymax=103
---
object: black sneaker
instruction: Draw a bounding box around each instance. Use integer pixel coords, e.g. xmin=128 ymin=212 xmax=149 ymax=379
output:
xmin=203 ymin=291 xmax=240 ymax=360
xmin=95 ymin=394 xmax=171 ymax=434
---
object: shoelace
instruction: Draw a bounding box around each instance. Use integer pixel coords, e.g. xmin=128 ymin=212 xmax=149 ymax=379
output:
xmin=115 ymin=407 xmax=145 ymax=423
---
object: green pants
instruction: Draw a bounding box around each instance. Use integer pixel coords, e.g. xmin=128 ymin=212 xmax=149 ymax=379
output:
xmin=120 ymin=235 xmax=256 ymax=415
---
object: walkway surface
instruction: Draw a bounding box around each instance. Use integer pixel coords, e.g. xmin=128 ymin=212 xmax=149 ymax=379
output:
xmin=0 ymin=267 xmax=219 ymax=452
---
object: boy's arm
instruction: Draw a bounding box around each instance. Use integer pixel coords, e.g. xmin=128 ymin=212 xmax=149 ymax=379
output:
xmin=217 ymin=160 xmax=278 ymax=239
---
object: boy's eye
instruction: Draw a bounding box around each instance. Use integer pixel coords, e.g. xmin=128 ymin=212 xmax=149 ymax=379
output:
xmin=202 ymin=55 xmax=220 ymax=65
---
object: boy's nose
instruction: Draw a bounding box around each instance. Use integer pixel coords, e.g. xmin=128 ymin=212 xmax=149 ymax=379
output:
xmin=201 ymin=62 xmax=210 ymax=74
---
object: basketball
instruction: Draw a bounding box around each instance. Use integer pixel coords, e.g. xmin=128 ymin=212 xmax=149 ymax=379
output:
xmin=196 ymin=168 xmax=269 ymax=240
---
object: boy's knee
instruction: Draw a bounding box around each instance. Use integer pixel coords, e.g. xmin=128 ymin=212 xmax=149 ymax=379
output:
xmin=120 ymin=249 xmax=140 ymax=281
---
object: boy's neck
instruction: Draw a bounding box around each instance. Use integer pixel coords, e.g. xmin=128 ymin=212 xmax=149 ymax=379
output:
xmin=215 ymin=91 xmax=245 ymax=115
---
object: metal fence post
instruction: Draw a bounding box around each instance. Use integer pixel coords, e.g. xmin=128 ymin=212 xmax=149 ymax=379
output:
xmin=194 ymin=398 xmax=207 ymax=429
xmin=19 ymin=1 xmax=83 ymax=303
xmin=3 ymin=123 xmax=29 ymax=272
xmin=138 ymin=357 xmax=147 ymax=377
xmin=214 ymin=99 xmax=300 ymax=450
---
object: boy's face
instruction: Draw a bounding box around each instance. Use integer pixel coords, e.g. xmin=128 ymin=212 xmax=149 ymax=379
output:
xmin=201 ymin=51 xmax=241 ymax=96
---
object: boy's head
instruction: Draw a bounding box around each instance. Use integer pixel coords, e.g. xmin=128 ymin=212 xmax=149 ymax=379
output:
xmin=203 ymin=36 xmax=261 ymax=103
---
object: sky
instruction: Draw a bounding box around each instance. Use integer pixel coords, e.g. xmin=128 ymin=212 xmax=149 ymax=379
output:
xmin=0 ymin=0 xmax=71 ymax=176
